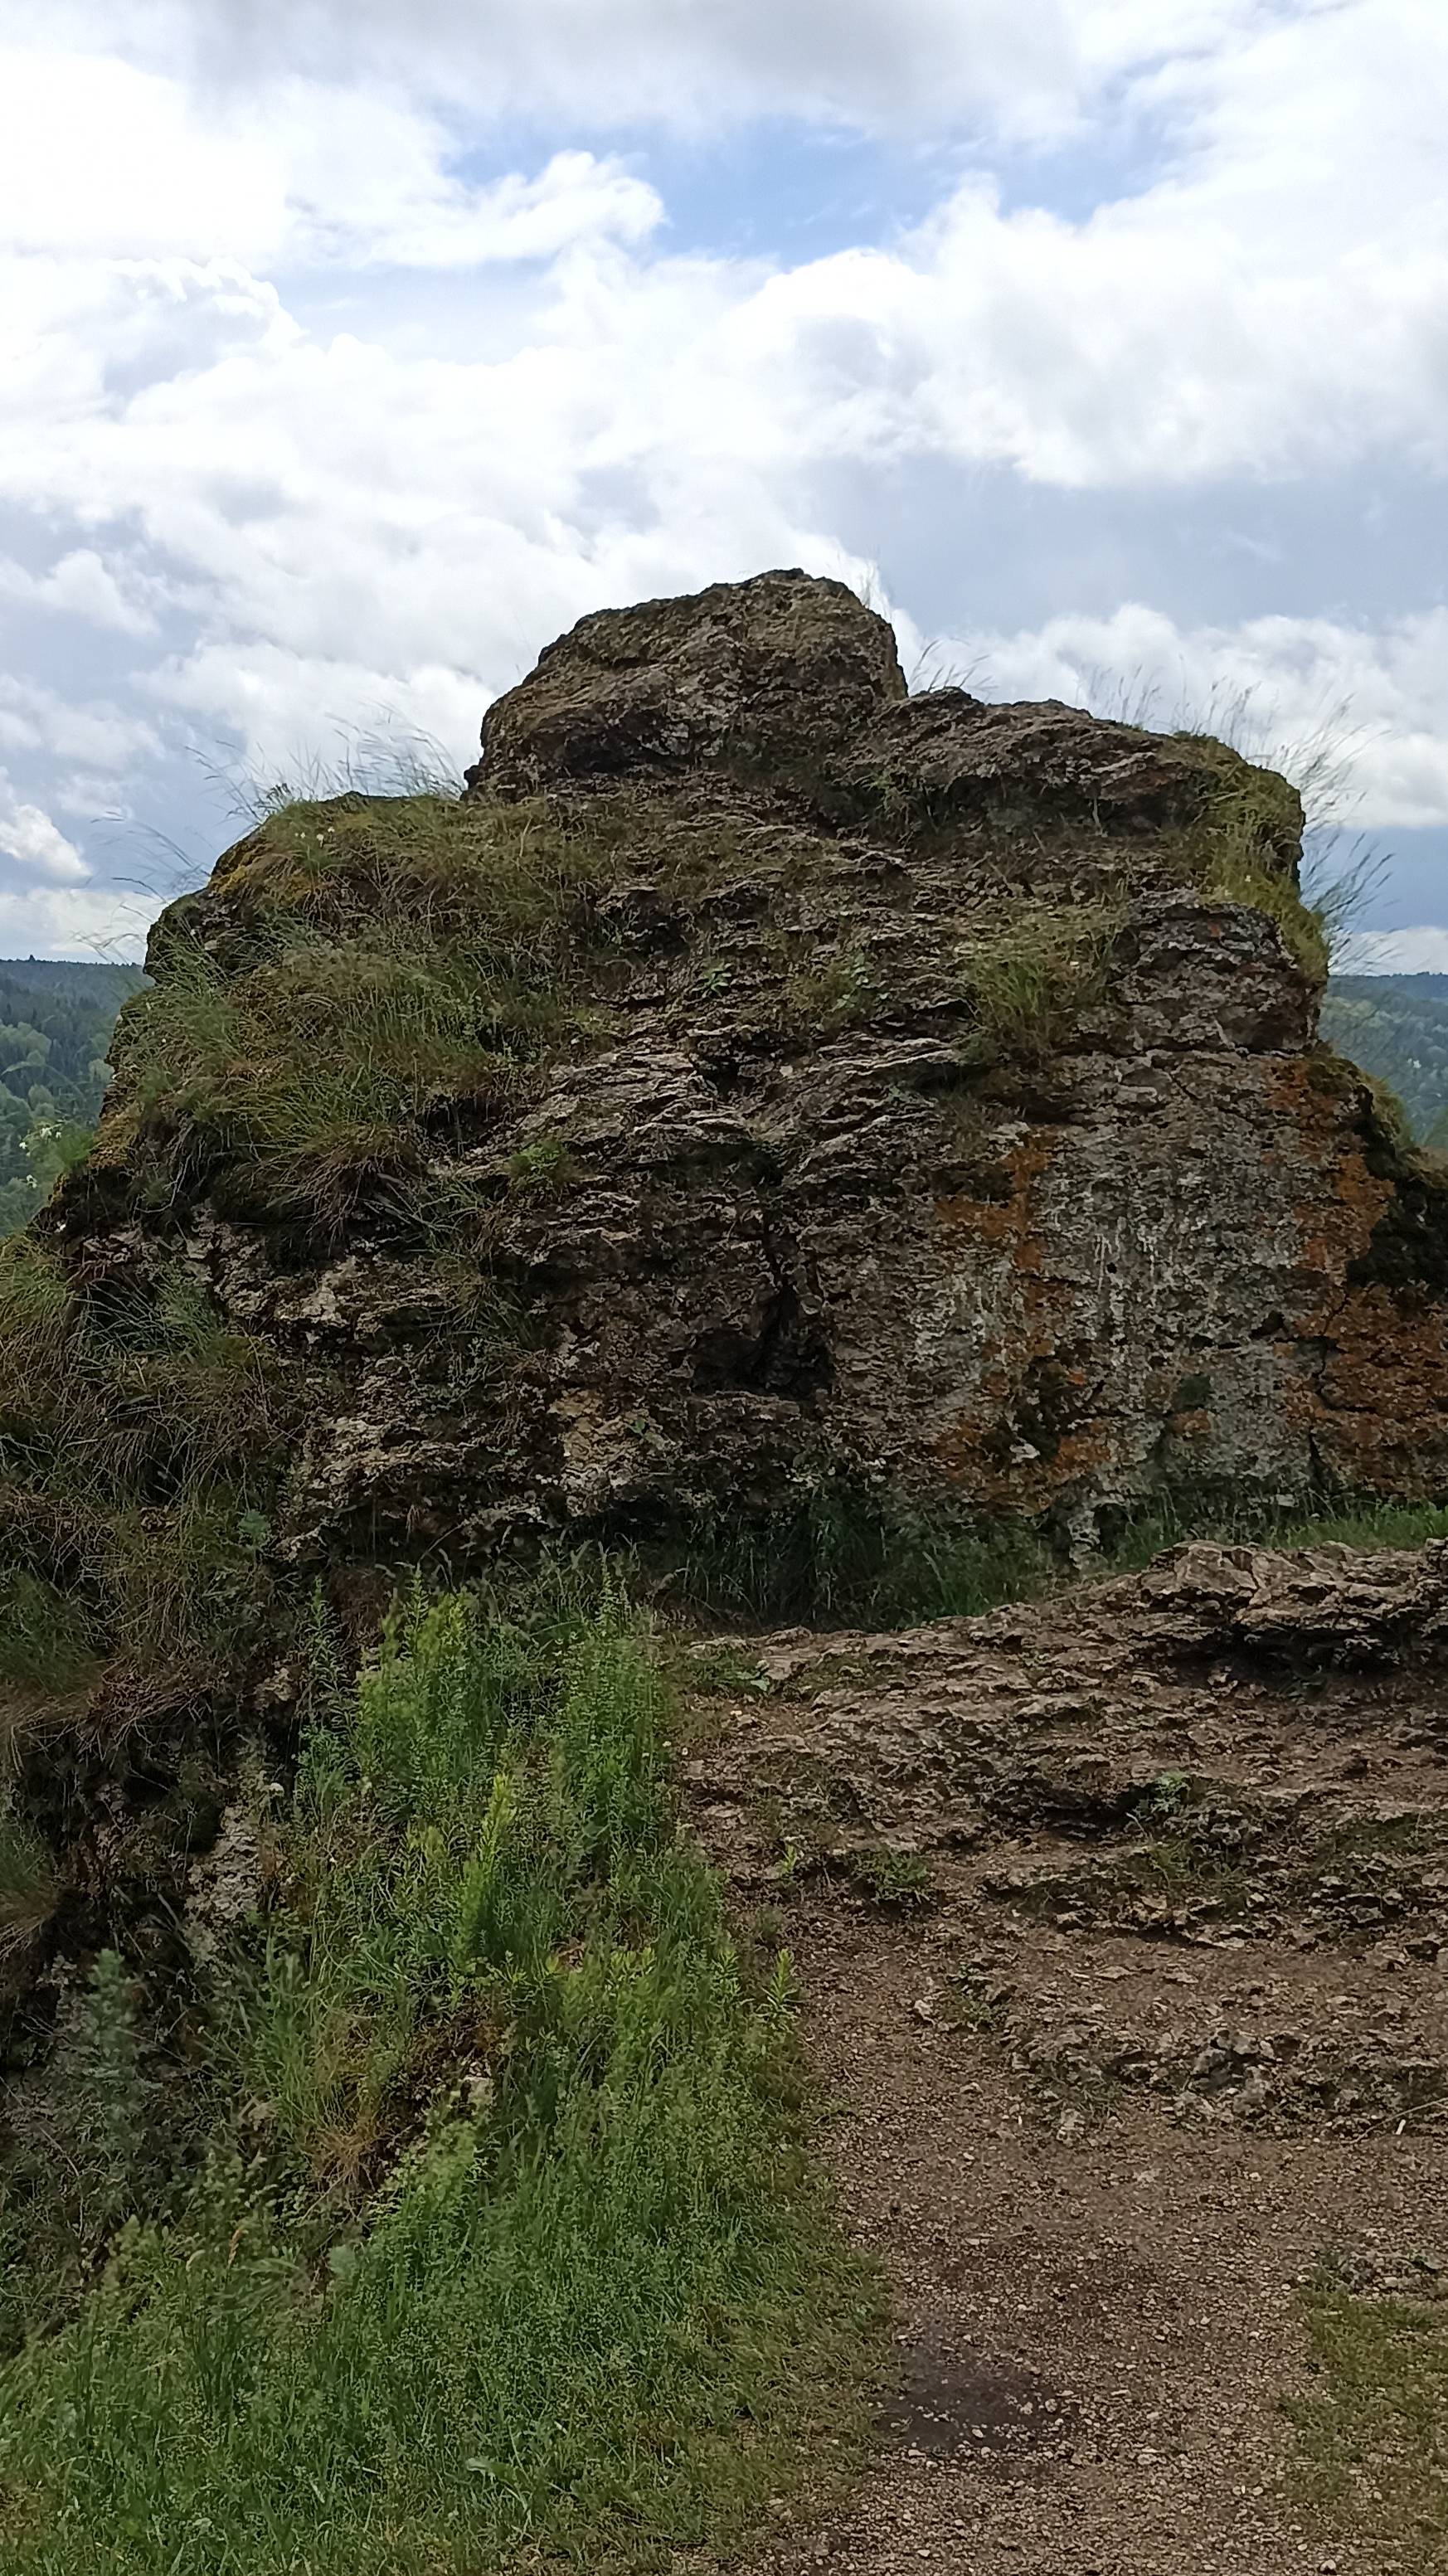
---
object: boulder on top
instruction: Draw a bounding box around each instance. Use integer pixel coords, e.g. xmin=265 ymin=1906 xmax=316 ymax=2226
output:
xmin=469 ymin=571 xmax=1303 ymax=869
xmin=843 ymin=688 xmax=1305 ymax=849
xmin=466 ymin=568 xmax=907 ymax=798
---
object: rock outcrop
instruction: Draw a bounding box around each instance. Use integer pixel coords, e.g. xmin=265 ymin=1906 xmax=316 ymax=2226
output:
xmin=16 ymin=570 xmax=1448 ymax=1657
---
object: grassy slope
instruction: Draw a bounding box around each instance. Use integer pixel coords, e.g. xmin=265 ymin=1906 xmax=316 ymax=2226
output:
xmin=0 ymin=1582 xmax=877 ymax=2574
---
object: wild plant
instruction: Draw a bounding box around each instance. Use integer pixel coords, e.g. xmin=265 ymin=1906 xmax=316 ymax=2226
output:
xmin=0 ymin=1579 xmax=877 ymax=2574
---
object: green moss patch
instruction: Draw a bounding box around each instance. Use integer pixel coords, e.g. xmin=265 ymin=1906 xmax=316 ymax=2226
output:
xmin=1287 ymin=2280 xmax=1448 ymax=2564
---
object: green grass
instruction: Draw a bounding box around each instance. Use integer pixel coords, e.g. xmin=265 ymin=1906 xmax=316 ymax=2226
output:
xmin=954 ymin=899 xmax=1125 ymax=1058
xmin=0 ymin=1581 xmax=879 ymax=2576
xmin=0 ymin=1237 xmax=292 ymax=1687
xmin=660 ymin=1480 xmax=1448 ymax=1633
xmin=662 ymin=1483 xmax=1054 ymax=1627
xmin=848 ymin=1849 xmax=935 ymax=1910
xmin=782 ymin=947 xmax=877 ymax=1033
xmin=0 ymin=1806 xmax=59 ymax=1954
xmin=0 ymin=1571 xmax=99 ymax=1695
xmin=1287 ymin=2279 xmax=1448 ymax=2564
xmin=1101 ymin=1491 xmax=1448 ymax=1572
xmin=112 ymin=793 xmax=613 ymax=1240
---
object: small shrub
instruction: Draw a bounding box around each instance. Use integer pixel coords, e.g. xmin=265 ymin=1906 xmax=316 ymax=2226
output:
xmin=506 ymin=1135 xmax=578 ymax=1193
xmin=784 ymin=947 xmax=876 ymax=1033
xmin=1143 ymin=1768 xmax=1196 ymax=1820
xmin=849 ymin=1848 xmax=935 ymax=1909
xmin=0 ymin=1947 xmax=163 ymax=2351
xmin=65 ymin=1949 xmax=158 ymax=2233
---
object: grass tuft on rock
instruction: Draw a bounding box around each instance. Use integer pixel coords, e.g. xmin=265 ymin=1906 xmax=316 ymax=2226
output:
xmin=0 ymin=1237 xmax=294 ymax=1695
xmin=1170 ymin=745 xmax=1329 ymax=984
xmin=955 ymin=899 xmax=1125 ymax=1058
xmin=108 ymin=792 xmax=615 ymax=1239
xmin=0 ymin=1579 xmax=878 ymax=2576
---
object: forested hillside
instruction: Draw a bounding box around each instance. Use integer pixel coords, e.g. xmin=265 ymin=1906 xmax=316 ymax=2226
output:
xmin=1322 ymin=972 xmax=1448 ymax=1143
xmin=0 ymin=960 xmax=144 ymax=1233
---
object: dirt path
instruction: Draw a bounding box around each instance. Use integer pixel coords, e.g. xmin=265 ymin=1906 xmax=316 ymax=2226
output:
xmin=685 ymin=1543 xmax=1448 ymax=2574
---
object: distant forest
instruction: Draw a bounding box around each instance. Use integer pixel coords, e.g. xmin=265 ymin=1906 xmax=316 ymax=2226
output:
xmin=1 ymin=960 xmax=1446 ymax=1238
xmin=0 ymin=960 xmax=145 ymax=1233
xmin=1321 ymin=975 xmax=1448 ymax=1146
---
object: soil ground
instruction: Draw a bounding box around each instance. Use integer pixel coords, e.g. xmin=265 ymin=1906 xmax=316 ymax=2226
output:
xmin=683 ymin=1543 xmax=1448 ymax=2575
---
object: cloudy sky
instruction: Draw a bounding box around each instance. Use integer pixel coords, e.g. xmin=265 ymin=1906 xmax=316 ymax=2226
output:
xmin=1 ymin=0 xmax=1444 ymax=963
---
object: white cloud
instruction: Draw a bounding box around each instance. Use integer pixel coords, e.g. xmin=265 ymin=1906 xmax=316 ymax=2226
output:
xmin=0 ymin=547 xmax=157 ymax=634
xmin=0 ymin=682 xmax=161 ymax=774
xmin=958 ymin=604 xmax=1448 ymax=829
xmin=0 ymin=0 xmax=1442 ymax=937
xmin=4 ymin=0 xmax=1275 ymax=145
xmin=1339 ymin=927 xmax=1448 ymax=975
xmin=47 ymin=772 xmax=134 ymax=821
xmin=0 ymin=48 xmax=659 ymax=272
xmin=0 ymin=877 xmax=148 ymax=960
xmin=0 ymin=773 xmax=88 ymax=882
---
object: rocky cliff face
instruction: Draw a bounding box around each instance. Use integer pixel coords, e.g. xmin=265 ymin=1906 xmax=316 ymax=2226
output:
xmin=12 ymin=571 xmax=1448 ymax=1709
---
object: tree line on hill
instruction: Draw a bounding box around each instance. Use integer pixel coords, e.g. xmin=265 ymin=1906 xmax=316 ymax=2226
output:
xmin=0 ymin=960 xmax=144 ymax=1233
xmin=1319 ymin=974 xmax=1448 ymax=1146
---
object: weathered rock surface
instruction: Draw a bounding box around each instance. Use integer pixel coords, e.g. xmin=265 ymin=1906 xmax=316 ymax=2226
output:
xmin=469 ymin=567 xmax=907 ymax=796
xmin=34 ymin=571 xmax=1448 ymax=1597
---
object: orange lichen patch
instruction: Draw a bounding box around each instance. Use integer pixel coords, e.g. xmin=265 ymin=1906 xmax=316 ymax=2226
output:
xmin=1270 ymin=1058 xmax=1393 ymax=1244
xmin=1317 ymin=1291 xmax=1448 ymax=1417
xmin=928 ymin=1130 xmax=1120 ymax=1508
xmin=933 ymin=1412 xmax=1116 ymax=1514
xmin=933 ymin=1131 xmax=1055 ymax=1243
xmin=1168 ymin=1408 xmax=1214 ymax=1444
xmin=1266 ymin=1059 xmax=1448 ymax=1489
xmin=933 ymin=1131 xmax=1056 ymax=1266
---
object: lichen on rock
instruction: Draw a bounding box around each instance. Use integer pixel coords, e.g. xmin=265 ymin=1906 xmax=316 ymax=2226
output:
xmin=6 ymin=568 xmax=1448 ymax=1727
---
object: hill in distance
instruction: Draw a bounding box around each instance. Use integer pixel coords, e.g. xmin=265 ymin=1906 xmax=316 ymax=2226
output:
xmin=0 ymin=956 xmax=145 ymax=1233
xmin=1321 ymin=971 xmax=1448 ymax=1143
